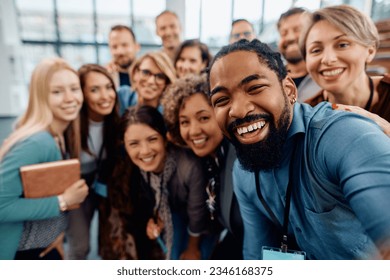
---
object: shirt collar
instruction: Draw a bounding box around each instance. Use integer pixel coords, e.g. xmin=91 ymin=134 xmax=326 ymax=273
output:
xmin=287 ymin=103 xmax=306 ymax=140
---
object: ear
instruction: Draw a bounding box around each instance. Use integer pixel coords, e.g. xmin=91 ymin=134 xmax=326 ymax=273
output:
xmin=366 ymin=45 xmax=377 ymax=63
xmin=283 ymin=76 xmax=298 ymax=103
xmin=135 ymin=43 xmax=141 ymax=54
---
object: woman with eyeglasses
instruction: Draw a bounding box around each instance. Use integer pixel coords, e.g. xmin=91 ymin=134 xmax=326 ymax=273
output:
xmin=117 ymin=52 xmax=176 ymax=115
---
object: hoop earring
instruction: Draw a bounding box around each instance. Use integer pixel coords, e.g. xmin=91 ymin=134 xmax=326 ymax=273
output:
xmin=290 ymin=96 xmax=297 ymax=105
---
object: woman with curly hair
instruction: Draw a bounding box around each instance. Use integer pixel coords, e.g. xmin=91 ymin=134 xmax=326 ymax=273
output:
xmin=161 ymin=74 xmax=243 ymax=259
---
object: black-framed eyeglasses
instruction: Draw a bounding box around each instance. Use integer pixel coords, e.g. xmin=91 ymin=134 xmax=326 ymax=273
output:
xmin=231 ymin=31 xmax=254 ymax=40
xmin=138 ymin=68 xmax=168 ymax=85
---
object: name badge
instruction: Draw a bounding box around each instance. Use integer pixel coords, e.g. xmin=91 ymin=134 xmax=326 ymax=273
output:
xmin=262 ymin=246 xmax=306 ymax=260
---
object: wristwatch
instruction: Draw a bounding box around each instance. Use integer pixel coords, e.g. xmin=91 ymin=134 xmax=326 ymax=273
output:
xmin=57 ymin=195 xmax=68 ymax=212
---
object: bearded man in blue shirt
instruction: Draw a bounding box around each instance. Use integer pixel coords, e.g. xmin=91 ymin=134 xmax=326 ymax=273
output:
xmin=207 ymin=39 xmax=390 ymax=260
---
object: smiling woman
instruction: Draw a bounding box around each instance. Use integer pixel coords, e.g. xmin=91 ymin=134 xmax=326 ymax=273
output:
xmin=109 ymin=105 xmax=209 ymax=260
xmin=117 ymin=51 xmax=176 ymax=115
xmin=161 ymin=74 xmax=244 ymax=259
xmin=65 ymin=63 xmax=120 ymax=260
xmin=301 ymin=5 xmax=390 ymax=123
xmin=0 ymin=58 xmax=88 ymax=260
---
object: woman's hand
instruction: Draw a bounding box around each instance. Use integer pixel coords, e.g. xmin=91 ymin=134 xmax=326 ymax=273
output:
xmin=146 ymin=217 xmax=164 ymax=240
xmin=332 ymin=103 xmax=390 ymax=136
xmin=62 ymin=179 xmax=88 ymax=208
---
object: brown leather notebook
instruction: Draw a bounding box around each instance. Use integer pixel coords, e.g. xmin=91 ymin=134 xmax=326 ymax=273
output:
xmin=20 ymin=159 xmax=81 ymax=209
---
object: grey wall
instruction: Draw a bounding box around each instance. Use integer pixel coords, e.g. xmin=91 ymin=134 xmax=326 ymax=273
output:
xmin=0 ymin=117 xmax=16 ymax=145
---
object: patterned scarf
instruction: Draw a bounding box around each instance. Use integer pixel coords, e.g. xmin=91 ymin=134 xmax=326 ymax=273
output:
xmin=141 ymin=152 xmax=175 ymax=259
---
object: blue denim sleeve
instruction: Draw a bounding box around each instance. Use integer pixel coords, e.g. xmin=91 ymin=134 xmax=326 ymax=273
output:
xmin=315 ymin=114 xmax=390 ymax=254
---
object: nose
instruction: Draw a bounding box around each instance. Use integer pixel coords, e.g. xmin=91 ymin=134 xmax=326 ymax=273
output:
xmin=144 ymin=74 xmax=157 ymax=85
xmin=101 ymin=88 xmax=111 ymax=100
xmin=139 ymin=141 xmax=151 ymax=154
xmin=63 ymin=88 xmax=75 ymax=102
xmin=284 ymin=30 xmax=296 ymax=42
xmin=189 ymin=120 xmax=202 ymax=136
xmin=321 ymin=47 xmax=337 ymax=65
xmin=229 ymin=94 xmax=255 ymax=119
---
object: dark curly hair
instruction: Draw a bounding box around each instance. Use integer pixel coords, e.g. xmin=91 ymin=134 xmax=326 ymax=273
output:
xmin=161 ymin=74 xmax=208 ymax=146
xmin=207 ymin=39 xmax=287 ymax=97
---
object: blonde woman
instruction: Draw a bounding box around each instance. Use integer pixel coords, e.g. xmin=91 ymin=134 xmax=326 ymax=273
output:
xmin=0 ymin=58 xmax=88 ymax=260
xmin=117 ymin=51 xmax=176 ymax=114
xmin=300 ymin=5 xmax=390 ymax=123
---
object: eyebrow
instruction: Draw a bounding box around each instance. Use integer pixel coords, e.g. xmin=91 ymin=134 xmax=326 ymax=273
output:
xmin=210 ymin=74 xmax=265 ymax=96
xmin=309 ymin=33 xmax=347 ymax=45
xmin=239 ymin=74 xmax=264 ymax=87
xmin=179 ymin=109 xmax=208 ymax=118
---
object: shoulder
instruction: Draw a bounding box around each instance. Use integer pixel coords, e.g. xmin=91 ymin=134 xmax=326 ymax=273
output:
xmin=304 ymin=103 xmax=390 ymax=162
xmin=5 ymin=131 xmax=60 ymax=163
xmin=13 ymin=131 xmax=57 ymax=152
xmin=304 ymin=89 xmax=325 ymax=107
xmin=380 ymin=73 xmax=390 ymax=85
xmin=169 ymin=145 xmax=204 ymax=177
xmin=169 ymin=144 xmax=201 ymax=169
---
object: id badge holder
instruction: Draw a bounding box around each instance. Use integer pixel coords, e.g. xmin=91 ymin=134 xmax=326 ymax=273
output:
xmin=93 ymin=178 xmax=107 ymax=198
xmin=262 ymin=246 xmax=306 ymax=260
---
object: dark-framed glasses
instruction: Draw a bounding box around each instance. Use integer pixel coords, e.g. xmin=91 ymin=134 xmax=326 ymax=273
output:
xmin=139 ymin=68 xmax=168 ymax=85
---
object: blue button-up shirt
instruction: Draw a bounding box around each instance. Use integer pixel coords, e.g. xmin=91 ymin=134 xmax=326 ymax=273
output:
xmin=234 ymin=102 xmax=390 ymax=259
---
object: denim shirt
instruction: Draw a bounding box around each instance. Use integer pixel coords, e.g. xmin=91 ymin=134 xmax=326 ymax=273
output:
xmin=234 ymin=102 xmax=390 ymax=260
xmin=117 ymin=85 xmax=163 ymax=115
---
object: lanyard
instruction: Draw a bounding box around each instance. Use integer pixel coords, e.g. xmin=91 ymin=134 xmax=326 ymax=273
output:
xmin=255 ymin=137 xmax=299 ymax=252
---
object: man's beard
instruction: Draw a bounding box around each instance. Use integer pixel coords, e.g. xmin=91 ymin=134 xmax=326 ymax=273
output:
xmin=282 ymin=41 xmax=303 ymax=65
xmin=285 ymin=55 xmax=303 ymax=65
xmin=227 ymin=97 xmax=291 ymax=172
xmin=116 ymin=56 xmax=133 ymax=69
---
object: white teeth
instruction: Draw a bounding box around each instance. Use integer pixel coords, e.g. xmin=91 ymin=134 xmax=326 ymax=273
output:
xmin=237 ymin=121 xmax=265 ymax=135
xmin=322 ymin=68 xmax=343 ymax=76
xmin=193 ymin=138 xmax=206 ymax=145
xmin=99 ymin=102 xmax=111 ymax=108
xmin=141 ymin=156 xmax=154 ymax=163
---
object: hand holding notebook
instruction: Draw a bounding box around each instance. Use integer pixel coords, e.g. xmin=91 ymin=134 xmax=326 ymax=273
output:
xmin=20 ymin=159 xmax=88 ymax=210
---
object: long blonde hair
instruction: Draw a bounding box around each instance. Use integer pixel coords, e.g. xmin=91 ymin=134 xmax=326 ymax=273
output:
xmin=0 ymin=57 xmax=81 ymax=160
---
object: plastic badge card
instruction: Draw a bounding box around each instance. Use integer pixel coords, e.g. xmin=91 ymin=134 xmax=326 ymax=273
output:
xmin=262 ymin=246 xmax=306 ymax=260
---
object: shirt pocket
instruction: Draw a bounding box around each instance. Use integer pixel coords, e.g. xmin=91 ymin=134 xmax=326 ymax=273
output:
xmin=303 ymin=204 xmax=379 ymax=259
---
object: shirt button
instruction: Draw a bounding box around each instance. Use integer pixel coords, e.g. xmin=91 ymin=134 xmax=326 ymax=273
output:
xmin=295 ymin=227 xmax=302 ymax=233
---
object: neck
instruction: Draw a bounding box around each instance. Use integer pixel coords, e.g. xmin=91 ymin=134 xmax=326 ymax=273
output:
xmin=163 ymin=47 xmax=176 ymax=61
xmin=48 ymin=121 xmax=69 ymax=156
xmin=142 ymin=98 xmax=160 ymax=108
xmin=324 ymin=74 xmax=372 ymax=108
xmin=89 ymin=111 xmax=105 ymax=122
xmin=286 ymin=61 xmax=308 ymax=78
xmin=49 ymin=120 xmax=69 ymax=136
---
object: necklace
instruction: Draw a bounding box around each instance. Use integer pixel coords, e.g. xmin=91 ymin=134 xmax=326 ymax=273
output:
xmin=365 ymin=76 xmax=374 ymax=111
xmin=324 ymin=75 xmax=374 ymax=110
